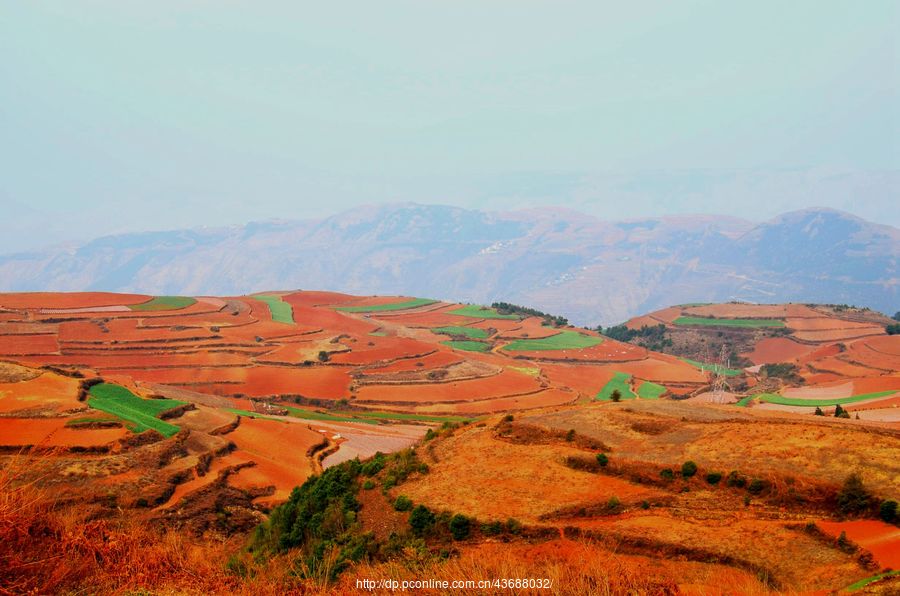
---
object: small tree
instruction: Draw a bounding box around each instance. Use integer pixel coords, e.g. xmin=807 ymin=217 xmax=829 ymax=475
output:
xmin=814 ymin=407 xmax=824 ymax=416
xmin=565 ymin=429 xmax=576 ymax=442
xmin=610 ymin=389 xmax=622 ymax=403
xmin=393 ymin=495 xmax=413 ymax=512
xmin=409 ymin=505 xmax=436 ymax=536
xmin=449 ymin=514 xmax=471 ymax=540
xmin=879 ymin=500 xmax=898 ymax=523
xmin=837 ymin=474 xmax=871 ymax=516
xmin=317 ymin=350 xmax=330 ymax=362
xmin=596 ymin=453 xmax=609 ymax=467
xmin=705 ymin=472 xmax=722 ymax=485
xmin=660 ymin=468 xmax=675 ymax=481
xmin=681 ymin=461 xmax=698 ymax=478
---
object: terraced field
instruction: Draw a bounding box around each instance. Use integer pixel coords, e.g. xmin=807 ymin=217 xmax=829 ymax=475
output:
xmin=503 ymin=330 xmax=602 ymax=351
xmin=674 ymin=316 xmax=785 ymax=328
xmin=252 ymin=294 xmax=294 ymax=323
xmin=87 ymin=383 xmax=186 ymax=436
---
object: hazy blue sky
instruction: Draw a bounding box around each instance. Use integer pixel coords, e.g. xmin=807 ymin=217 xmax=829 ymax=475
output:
xmin=1 ymin=1 xmax=897 ymax=252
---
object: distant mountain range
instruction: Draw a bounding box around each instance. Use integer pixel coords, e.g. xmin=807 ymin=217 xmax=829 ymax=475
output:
xmin=1 ymin=204 xmax=897 ymax=326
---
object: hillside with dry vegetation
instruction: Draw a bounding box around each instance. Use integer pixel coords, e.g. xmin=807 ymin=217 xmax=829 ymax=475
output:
xmin=1 ymin=292 xmax=899 ymax=594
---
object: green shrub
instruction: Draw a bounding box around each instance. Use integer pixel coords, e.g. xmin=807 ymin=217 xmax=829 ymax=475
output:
xmin=681 ymin=461 xmax=698 ymax=478
xmin=506 ymin=518 xmax=523 ymax=534
xmin=705 ymin=472 xmax=722 ymax=485
xmin=747 ymin=478 xmax=767 ymax=495
xmin=393 ymin=495 xmax=413 ymax=512
xmin=814 ymin=407 xmax=824 ymax=416
xmin=596 ymin=453 xmax=609 ymax=467
xmin=565 ymin=429 xmax=576 ymax=441
xmin=362 ymin=480 xmax=375 ymax=490
xmin=610 ymin=389 xmax=622 ymax=403
xmin=837 ymin=474 xmax=871 ymax=516
xmin=606 ymin=496 xmax=621 ymax=511
xmin=726 ymin=470 xmax=747 ymax=488
xmin=640 ymin=500 xmax=650 ymax=510
xmin=317 ymin=350 xmax=330 ymax=362
xmin=660 ymin=468 xmax=675 ymax=481
xmin=449 ymin=514 xmax=471 ymax=540
xmin=503 ymin=414 xmax=514 ymax=422
xmin=424 ymin=428 xmax=436 ymax=441
xmin=409 ymin=505 xmax=435 ymax=536
xmin=481 ymin=521 xmax=504 ymax=536
xmin=879 ymin=500 xmax=898 ymax=523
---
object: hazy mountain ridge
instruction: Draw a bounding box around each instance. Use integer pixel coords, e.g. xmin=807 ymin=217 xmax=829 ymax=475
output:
xmin=0 ymin=204 xmax=896 ymax=326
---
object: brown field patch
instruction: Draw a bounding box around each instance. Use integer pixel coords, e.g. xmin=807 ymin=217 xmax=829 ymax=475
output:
xmin=0 ymin=371 xmax=85 ymax=414
xmin=0 ymin=334 xmax=59 ymax=356
xmin=354 ymin=367 xmax=543 ymax=404
xmin=225 ymin=417 xmax=323 ymax=503
xmin=685 ymin=303 xmax=788 ymax=319
xmin=0 ymin=417 xmax=126 ymax=447
xmin=743 ymin=337 xmax=816 ymax=365
xmin=0 ymin=292 xmax=150 ymax=309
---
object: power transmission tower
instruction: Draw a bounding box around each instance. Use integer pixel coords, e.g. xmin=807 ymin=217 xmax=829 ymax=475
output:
xmin=712 ymin=344 xmax=731 ymax=403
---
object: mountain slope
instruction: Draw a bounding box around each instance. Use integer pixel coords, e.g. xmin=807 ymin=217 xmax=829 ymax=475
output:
xmin=0 ymin=204 xmax=896 ymax=325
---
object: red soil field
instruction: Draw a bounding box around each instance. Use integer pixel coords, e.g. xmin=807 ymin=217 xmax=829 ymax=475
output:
xmin=783 ymin=381 xmax=853 ymax=399
xmin=817 ymin=520 xmax=900 ymax=569
xmin=624 ymin=314 xmax=663 ymax=330
xmin=793 ymin=328 xmax=884 ymax=343
xmin=508 ymin=338 xmax=645 ymax=363
xmin=282 ymin=302 xmax=378 ymax=335
xmin=354 ymin=368 xmax=542 ymax=404
xmin=416 ymin=388 xmax=577 ymax=414
xmin=224 ymin=417 xmax=323 ymax=503
xmin=497 ymin=318 xmax=563 ymax=339
xmin=0 ymin=417 xmax=127 ymax=447
xmin=684 ymin=304 xmax=788 ymax=319
xmin=842 ymin=337 xmax=900 ymax=370
xmin=0 ymin=323 xmax=57 ymax=335
xmin=784 ymin=304 xmax=825 ymax=317
xmin=541 ymin=363 xmax=619 ymax=396
xmin=281 ymin=291 xmax=357 ymax=307
xmin=810 ymin=356 xmax=882 ymax=377
xmin=743 ymin=337 xmax=816 ymax=365
xmin=0 ymin=372 xmax=85 ymax=414
xmin=21 ymin=351 xmax=251 ymax=370
xmin=115 ymin=365 xmax=352 ymax=399
xmin=0 ymin=334 xmax=58 ymax=356
xmin=328 ymin=336 xmax=436 ymax=365
xmin=863 ymin=335 xmax=900 ymax=356
xmin=238 ymin=366 xmax=351 ymax=399
xmin=785 ymin=317 xmax=880 ymax=331
xmin=622 ymin=355 xmax=707 ymax=384
xmin=0 ymin=292 xmax=150 ymax=309
xmin=360 ymin=350 xmax=463 ymax=374
xmin=851 ymin=376 xmax=900 ymax=394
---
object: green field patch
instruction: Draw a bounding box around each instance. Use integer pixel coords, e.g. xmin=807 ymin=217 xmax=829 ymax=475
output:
xmin=335 ymin=298 xmax=437 ymax=313
xmin=636 ymin=381 xmax=666 ymax=399
xmin=87 ymin=383 xmax=186 ymax=437
xmin=596 ymin=372 xmax=636 ymax=401
xmin=681 ymin=358 xmax=743 ymax=377
xmin=254 ymin=294 xmax=295 ymax=324
xmin=447 ymin=305 xmax=519 ymax=320
xmin=846 ymin=570 xmax=900 ymax=592
xmin=441 ymin=340 xmax=490 ymax=352
xmin=757 ymin=390 xmax=896 ymax=408
xmin=503 ymin=330 xmax=602 ymax=352
xmin=736 ymin=394 xmax=757 ymax=407
xmin=673 ymin=316 xmax=784 ymax=328
xmin=368 ymin=331 xmax=388 ymax=337
xmin=509 ymin=366 xmax=541 ymax=377
xmin=432 ymin=326 xmax=489 ymax=339
xmin=128 ymin=296 xmax=196 ymax=311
